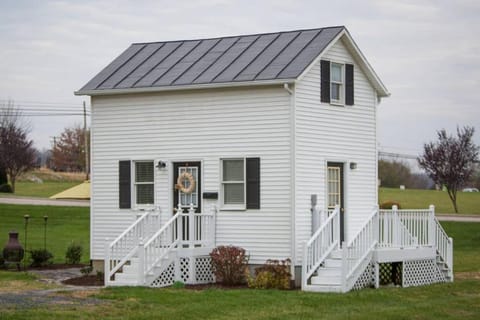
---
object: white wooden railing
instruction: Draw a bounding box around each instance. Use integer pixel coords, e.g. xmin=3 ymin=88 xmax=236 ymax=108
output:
xmin=302 ymin=205 xmax=340 ymax=289
xmin=341 ymin=206 xmax=379 ymax=292
xmin=105 ymin=209 xmax=160 ymax=285
xmin=379 ymin=206 xmax=420 ymax=248
xmin=139 ymin=203 xmax=216 ymax=285
xmin=434 ymin=217 xmax=454 ymax=279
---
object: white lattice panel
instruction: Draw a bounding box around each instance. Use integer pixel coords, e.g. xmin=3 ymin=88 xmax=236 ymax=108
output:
xmin=403 ymin=259 xmax=446 ymax=287
xmin=194 ymin=257 xmax=215 ymax=283
xmin=150 ymin=262 xmax=175 ymax=287
xmin=352 ymin=262 xmax=375 ymax=290
xmin=179 ymin=258 xmax=190 ymax=283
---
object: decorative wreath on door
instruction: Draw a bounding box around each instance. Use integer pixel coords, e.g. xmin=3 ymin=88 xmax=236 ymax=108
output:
xmin=175 ymin=172 xmax=196 ymax=194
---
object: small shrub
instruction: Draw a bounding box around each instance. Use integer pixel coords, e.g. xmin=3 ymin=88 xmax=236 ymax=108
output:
xmin=380 ymin=201 xmax=401 ymax=210
xmin=210 ymin=245 xmax=249 ymax=285
xmin=80 ymin=266 xmax=93 ymax=275
xmin=0 ymin=184 xmax=13 ymax=193
xmin=30 ymin=249 xmax=53 ymax=267
xmin=247 ymin=259 xmax=291 ymax=289
xmin=65 ymin=242 xmax=83 ymax=264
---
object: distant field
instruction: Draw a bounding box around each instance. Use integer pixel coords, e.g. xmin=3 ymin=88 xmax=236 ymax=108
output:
xmin=0 ymin=203 xmax=89 ymax=264
xmin=0 ymin=168 xmax=85 ymax=198
xmin=379 ymin=187 xmax=480 ymax=214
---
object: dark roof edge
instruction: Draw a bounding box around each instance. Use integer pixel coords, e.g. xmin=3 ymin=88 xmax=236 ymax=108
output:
xmin=132 ymin=26 xmax=345 ymax=46
xmin=74 ymin=78 xmax=296 ymax=96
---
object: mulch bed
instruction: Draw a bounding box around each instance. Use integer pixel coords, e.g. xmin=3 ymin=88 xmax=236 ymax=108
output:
xmin=28 ymin=264 xmax=86 ymax=271
xmin=62 ymin=275 xmax=104 ymax=286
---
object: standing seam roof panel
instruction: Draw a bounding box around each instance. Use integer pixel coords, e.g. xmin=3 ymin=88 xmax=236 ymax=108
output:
xmin=80 ymin=44 xmax=145 ymax=91
xmin=213 ymin=33 xmax=280 ymax=83
xmin=233 ymin=32 xmax=300 ymax=82
xmin=255 ymin=29 xmax=320 ymax=80
xmin=98 ymin=43 xmax=164 ymax=89
xmin=278 ymin=27 xmax=343 ymax=78
xmin=172 ymin=37 xmax=239 ymax=85
xmin=134 ymin=41 xmax=201 ymax=88
xmin=153 ymin=39 xmax=220 ymax=86
xmin=193 ymin=35 xmax=259 ymax=84
xmin=116 ymin=42 xmax=182 ymax=89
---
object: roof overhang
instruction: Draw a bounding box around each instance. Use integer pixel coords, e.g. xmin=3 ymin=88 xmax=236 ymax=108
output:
xmin=297 ymin=28 xmax=390 ymax=98
xmin=75 ymin=78 xmax=296 ymax=96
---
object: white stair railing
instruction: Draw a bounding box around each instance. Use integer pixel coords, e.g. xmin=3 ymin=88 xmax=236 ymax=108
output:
xmin=341 ymin=206 xmax=379 ymax=292
xmin=302 ymin=205 xmax=340 ymax=289
xmin=105 ymin=209 xmax=160 ymax=285
xmin=434 ymin=216 xmax=454 ymax=280
xmin=139 ymin=203 xmax=216 ymax=285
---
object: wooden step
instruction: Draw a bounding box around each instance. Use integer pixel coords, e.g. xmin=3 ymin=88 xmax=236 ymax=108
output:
xmin=311 ymin=275 xmax=342 ymax=285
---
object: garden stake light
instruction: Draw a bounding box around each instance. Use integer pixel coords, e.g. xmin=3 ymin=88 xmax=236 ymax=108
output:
xmin=43 ymin=215 xmax=48 ymax=250
xmin=23 ymin=214 xmax=30 ymax=270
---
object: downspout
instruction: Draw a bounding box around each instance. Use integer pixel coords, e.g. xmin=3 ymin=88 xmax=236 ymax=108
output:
xmin=284 ymin=83 xmax=296 ymax=284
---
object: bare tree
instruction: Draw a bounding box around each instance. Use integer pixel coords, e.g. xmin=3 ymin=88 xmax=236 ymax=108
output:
xmin=418 ymin=126 xmax=479 ymax=213
xmin=0 ymin=100 xmax=36 ymax=192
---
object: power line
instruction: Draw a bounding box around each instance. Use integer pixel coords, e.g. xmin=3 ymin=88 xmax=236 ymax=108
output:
xmin=378 ymin=151 xmax=418 ymax=160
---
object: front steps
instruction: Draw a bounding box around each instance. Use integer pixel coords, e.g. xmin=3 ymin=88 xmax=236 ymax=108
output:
xmin=308 ymin=250 xmax=343 ymax=292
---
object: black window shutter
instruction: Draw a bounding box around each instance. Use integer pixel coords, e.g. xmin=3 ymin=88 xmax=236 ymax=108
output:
xmin=320 ymin=60 xmax=331 ymax=103
xmin=119 ymin=160 xmax=131 ymax=209
xmin=246 ymin=158 xmax=260 ymax=209
xmin=345 ymin=64 xmax=354 ymax=106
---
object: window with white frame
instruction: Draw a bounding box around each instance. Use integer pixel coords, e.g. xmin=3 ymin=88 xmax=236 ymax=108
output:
xmin=330 ymin=63 xmax=344 ymax=104
xmin=134 ymin=161 xmax=154 ymax=205
xmin=221 ymin=159 xmax=245 ymax=208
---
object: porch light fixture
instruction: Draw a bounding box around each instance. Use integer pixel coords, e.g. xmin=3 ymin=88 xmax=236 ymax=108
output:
xmin=350 ymin=162 xmax=357 ymax=170
xmin=156 ymin=161 xmax=167 ymax=169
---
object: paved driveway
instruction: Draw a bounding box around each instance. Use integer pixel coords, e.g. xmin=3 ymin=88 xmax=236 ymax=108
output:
xmin=0 ymin=196 xmax=89 ymax=207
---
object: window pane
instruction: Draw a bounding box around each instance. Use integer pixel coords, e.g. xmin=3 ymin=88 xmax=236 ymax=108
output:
xmin=224 ymin=183 xmax=244 ymax=204
xmin=136 ymin=184 xmax=154 ymax=204
xmin=331 ymin=64 xmax=342 ymax=82
xmin=223 ymin=160 xmax=244 ymax=181
xmin=136 ymin=162 xmax=153 ymax=182
xmin=331 ymin=83 xmax=341 ymax=100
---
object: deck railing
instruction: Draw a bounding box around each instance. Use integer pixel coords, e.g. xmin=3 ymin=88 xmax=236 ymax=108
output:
xmin=341 ymin=206 xmax=379 ymax=292
xmin=302 ymin=205 xmax=340 ymax=289
xmin=105 ymin=209 xmax=160 ymax=285
xmin=379 ymin=206 xmax=433 ymax=248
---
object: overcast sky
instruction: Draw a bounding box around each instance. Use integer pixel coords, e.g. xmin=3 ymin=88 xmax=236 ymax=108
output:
xmin=1 ymin=0 xmax=479 ymax=155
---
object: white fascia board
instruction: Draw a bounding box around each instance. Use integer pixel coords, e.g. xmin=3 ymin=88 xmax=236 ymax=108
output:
xmin=75 ymin=79 xmax=295 ymax=96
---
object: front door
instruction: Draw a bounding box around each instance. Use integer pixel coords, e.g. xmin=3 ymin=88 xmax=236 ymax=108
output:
xmin=327 ymin=162 xmax=345 ymax=242
xmin=173 ymin=162 xmax=202 ymax=213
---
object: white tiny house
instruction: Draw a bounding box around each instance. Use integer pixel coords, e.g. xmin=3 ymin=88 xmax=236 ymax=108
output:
xmin=76 ymin=26 xmax=452 ymax=292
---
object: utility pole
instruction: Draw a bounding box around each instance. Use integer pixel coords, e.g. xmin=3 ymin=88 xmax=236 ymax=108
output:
xmin=83 ymin=101 xmax=89 ymax=181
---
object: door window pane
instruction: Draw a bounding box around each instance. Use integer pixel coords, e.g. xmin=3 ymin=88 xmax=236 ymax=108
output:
xmin=328 ymin=167 xmax=341 ymax=208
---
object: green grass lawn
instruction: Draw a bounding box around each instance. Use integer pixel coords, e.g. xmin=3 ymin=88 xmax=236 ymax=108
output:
xmin=0 ymin=204 xmax=89 ymax=264
xmin=0 ymin=206 xmax=479 ymax=319
xmin=0 ymin=181 xmax=81 ymax=198
xmin=379 ymin=187 xmax=480 ymax=214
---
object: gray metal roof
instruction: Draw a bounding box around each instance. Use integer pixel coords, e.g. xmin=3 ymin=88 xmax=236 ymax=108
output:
xmin=77 ymin=26 xmax=344 ymax=94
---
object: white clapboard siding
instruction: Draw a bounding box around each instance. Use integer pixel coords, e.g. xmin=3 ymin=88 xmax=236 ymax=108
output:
xmin=90 ymin=86 xmax=292 ymax=264
xmin=294 ymin=36 xmax=377 ymax=264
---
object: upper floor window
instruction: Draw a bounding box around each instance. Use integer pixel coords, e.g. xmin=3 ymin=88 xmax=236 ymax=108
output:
xmin=330 ymin=63 xmax=344 ymax=104
xmin=321 ymin=60 xmax=354 ymax=106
